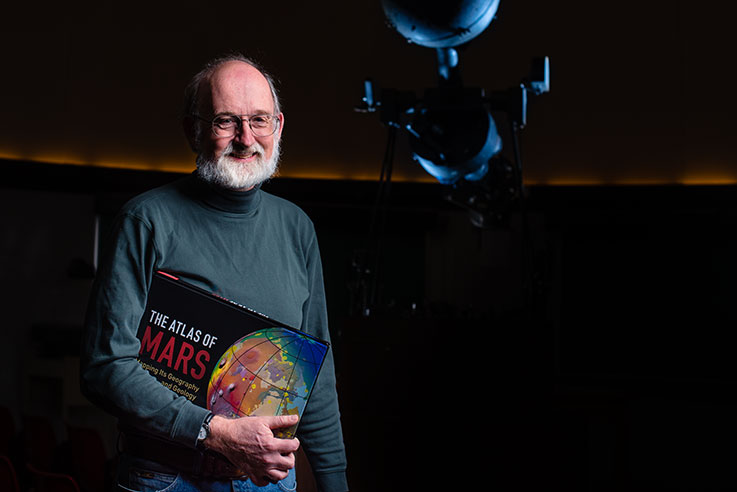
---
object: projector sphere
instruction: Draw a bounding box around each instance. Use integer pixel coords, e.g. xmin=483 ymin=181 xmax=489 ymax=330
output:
xmin=382 ymin=0 xmax=500 ymax=48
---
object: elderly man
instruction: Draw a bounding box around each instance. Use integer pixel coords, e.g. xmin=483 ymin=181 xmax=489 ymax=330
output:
xmin=81 ymin=54 xmax=348 ymax=492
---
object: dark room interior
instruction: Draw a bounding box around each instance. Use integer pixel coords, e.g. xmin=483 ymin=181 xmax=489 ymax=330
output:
xmin=2 ymin=1 xmax=737 ymax=491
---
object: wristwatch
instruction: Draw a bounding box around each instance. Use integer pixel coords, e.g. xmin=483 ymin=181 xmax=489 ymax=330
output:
xmin=197 ymin=412 xmax=214 ymax=444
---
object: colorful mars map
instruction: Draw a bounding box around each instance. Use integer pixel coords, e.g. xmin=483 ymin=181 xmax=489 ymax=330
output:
xmin=207 ymin=327 xmax=328 ymax=438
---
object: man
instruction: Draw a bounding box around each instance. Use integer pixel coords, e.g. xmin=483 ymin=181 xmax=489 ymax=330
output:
xmin=80 ymin=54 xmax=348 ymax=492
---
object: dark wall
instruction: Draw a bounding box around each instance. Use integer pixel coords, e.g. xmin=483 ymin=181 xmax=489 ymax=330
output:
xmin=2 ymin=1 xmax=737 ymax=184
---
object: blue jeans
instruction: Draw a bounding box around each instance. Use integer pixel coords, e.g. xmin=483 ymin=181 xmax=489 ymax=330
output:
xmin=116 ymin=454 xmax=297 ymax=492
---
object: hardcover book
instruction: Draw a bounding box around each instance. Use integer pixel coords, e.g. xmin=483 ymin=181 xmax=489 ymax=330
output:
xmin=135 ymin=270 xmax=329 ymax=438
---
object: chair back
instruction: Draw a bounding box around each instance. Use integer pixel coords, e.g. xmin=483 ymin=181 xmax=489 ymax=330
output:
xmin=26 ymin=462 xmax=81 ymax=492
xmin=0 ymin=455 xmax=20 ymax=492
xmin=67 ymin=425 xmax=108 ymax=492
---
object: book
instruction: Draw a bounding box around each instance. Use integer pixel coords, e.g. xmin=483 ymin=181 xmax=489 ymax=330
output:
xmin=135 ymin=270 xmax=329 ymax=438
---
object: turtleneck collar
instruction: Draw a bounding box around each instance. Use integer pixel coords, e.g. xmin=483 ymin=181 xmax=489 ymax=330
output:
xmin=189 ymin=172 xmax=262 ymax=215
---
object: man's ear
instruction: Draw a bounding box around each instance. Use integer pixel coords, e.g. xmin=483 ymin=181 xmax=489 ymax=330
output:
xmin=276 ymin=112 xmax=285 ymax=140
xmin=183 ymin=115 xmax=199 ymax=153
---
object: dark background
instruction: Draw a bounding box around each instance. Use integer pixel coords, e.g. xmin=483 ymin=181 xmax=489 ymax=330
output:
xmin=2 ymin=1 xmax=737 ymax=491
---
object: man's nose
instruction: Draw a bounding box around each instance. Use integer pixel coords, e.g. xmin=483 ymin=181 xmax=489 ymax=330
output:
xmin=234 ymin=120 xmax=257 ymax=146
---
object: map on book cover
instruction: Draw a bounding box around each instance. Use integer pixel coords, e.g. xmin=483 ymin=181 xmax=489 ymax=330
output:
xmin=135 ymin=271 xmax=329 ymax=438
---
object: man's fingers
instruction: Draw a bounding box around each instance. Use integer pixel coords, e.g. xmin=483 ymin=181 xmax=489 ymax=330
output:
xmin=250 ymin=468 xmax=288 ymax=487
xmin=264 ymin=467 xmax=290 ymax=483
xmin=250 ymin=475 xmax=271 ymax=487
xmin=272 ymin=436 xmax=300 ymax=457
xmin=275 ymin=451 xmax=296 ymax=470
xmin=208 ymin=414 xmax=299 ymax=482
xmin=264 ymin=414 xmax=299 ymax=429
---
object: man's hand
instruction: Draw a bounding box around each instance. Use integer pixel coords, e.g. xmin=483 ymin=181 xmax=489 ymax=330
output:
xmin=204 ymin=414 xmax=300 ymax=486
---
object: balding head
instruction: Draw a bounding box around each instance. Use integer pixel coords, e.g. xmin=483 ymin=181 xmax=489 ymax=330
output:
xmin=184 ymin=54 xmax=281 ymax=121
xmin=184 ymin=54 xmax=285 ymax=191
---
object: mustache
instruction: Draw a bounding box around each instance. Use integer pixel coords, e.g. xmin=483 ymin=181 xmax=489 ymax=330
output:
xmin=195 ymin=136 xmax=280 ymax=191
xmin=223 ymin=140 xmax=264 ymax=159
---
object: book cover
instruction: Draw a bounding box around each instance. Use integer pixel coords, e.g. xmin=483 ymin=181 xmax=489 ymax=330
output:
xmin=135 ymin=271 xmax=329 ymax=438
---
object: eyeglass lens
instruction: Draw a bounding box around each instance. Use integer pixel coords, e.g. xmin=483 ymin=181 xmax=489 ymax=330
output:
xmin=212 ymin=115 xmax=277 ymax=137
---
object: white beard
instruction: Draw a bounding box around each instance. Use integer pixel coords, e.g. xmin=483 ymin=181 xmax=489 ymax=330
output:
xmin=196 ymin=139 xmax=280 ymax=191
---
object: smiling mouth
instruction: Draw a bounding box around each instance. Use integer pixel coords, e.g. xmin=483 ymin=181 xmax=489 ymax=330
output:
xmin=229 ymin=150 xmax=259 ymax=160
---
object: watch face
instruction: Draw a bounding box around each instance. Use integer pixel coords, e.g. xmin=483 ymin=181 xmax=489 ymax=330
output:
xmin=198 ymin=426 xmax=207 ymax=441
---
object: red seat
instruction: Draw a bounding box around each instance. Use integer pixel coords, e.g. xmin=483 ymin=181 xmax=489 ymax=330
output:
xmin=66 ymin=425 xmax=108 ymax=492
xmin=0 ymin=455 xmax=20 ymax=492
xmin=26 ymin=462 xmax=81 ymax=492
xmin=22 ymin=415 xmax=58 ymax=471
xmin=0 ymin=407 xmax=16 ymax=456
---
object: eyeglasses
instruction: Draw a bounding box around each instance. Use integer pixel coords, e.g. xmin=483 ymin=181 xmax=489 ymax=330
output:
xmin=193 ymin=113 xmax=280 ymax=138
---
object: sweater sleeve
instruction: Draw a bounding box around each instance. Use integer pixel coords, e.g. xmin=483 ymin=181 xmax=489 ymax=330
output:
xmin=296 ymin=230 xmax=349 ymax=492
xmin=79 ymin=212 xmax=208 ymax=447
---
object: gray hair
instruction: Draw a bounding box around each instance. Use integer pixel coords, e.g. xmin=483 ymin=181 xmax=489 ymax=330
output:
xmin=183 ymin=53 xmax=282 ymax=118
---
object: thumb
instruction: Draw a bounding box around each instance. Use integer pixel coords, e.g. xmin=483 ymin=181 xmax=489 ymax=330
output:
xmin=265 ymin=414 xmax=299 ymax=429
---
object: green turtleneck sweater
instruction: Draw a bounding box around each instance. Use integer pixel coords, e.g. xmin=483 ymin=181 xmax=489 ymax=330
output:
xmin=81 ymin=174 xmax=347 ymax=491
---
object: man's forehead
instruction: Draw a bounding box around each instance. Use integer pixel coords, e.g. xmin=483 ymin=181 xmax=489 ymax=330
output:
xmin=200 ymin=61 xmax=274 ymax=113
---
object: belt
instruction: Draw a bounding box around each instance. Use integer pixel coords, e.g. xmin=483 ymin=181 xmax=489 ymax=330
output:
xmin=120 ymin=431 xmax=246 ymax=480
